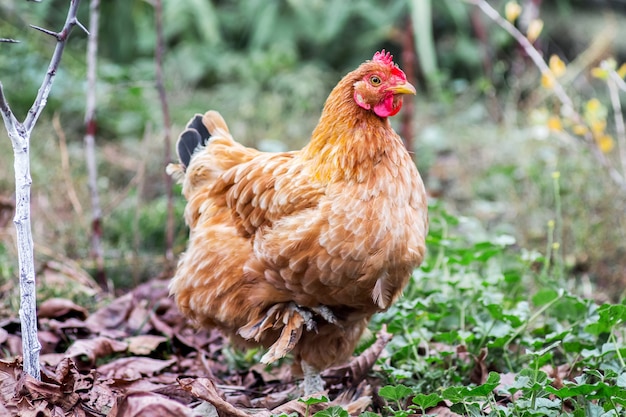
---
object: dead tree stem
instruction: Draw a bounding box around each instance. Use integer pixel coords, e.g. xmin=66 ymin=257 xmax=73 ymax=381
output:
xmin=0 ymin=0 xmax=86 ymax=380
xmin=84 ymin=0 xmax=106 ymax=289
xmin=155 ymin=0 xmax=175 ymax=269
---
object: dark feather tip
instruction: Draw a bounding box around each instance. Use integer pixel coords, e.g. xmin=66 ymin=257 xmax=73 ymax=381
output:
xmin=186 ymin=114 xmax=211 ymax=141
xmin=177 ymin=129 xmax=202 ymax=169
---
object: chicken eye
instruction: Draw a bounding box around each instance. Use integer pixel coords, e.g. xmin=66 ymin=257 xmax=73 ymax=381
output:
xmin=369 ymin=75 xmax=382 ymax=86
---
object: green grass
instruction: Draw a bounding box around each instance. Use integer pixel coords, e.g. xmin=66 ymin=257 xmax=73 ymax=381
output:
xmin=302 ymin=202 xmax=626 ymax=416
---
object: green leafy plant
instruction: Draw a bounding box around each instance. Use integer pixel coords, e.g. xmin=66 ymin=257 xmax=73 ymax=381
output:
xmin=363 ymin=202 xmax=626 ymax=415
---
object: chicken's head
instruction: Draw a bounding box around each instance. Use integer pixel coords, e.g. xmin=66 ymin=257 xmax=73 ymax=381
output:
xmin=353 ymin=50 xmax=416 ymax=118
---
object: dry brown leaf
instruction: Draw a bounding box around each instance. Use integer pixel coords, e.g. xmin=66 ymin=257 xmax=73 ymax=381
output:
xmin=38 ymin=330 xmax=61 ymax=355
xmin=108 ymin=391 xmax=194 ymax=417
xmin=23 ymin=374 xmax=81 ymax=412
xmin=38 ymin=298 xmax=89 ymax=321
xmin=97 ymin=357 xmax=176 ymax=381
xmin=179 ymin=377 xmax=253 ymax=417
xmin=249 ymin=386 xmax=298 ymax=410
xmin=0 ymin=319 xmax=23 ymax=356
xmin=80 ymin=382 xmax=116 ymax=415
xmin=323 ymin=325 xmax=393 ymax=385
xmin=340 ymin=395 xmax=372 ymax=415
xmin=126 ymin=335 xmax=168 ymax=355
xmin=332 ymin=381 xmax=373 ymax=415
xmin=85 ymin=293 xmax=134 ymax=330
xmin=0 ymin=358 xmax=20 ymax=412
xmin=126 ymin=300 xmax=153 ymax=334
xmin=268 ymin=394 xmax=328 ymax=417
xmin=3 ymin=334 xmax=22 ymax=357
xmin=470 ymin=347 xmax=489 ymax=384
xmin=541 ymin=363 xmax=572 ymax=389
xmin=64 ymin=336 xmax=128 ymax=364
xmin=134 ymin=278 xmax=170 ymax=296
xmin=0 ymin=401 xmax=11 ymax=417
xmin=15 ymin=396 xmax=47 ymax=417
xmin=148 ymin=311 xmax=175 ymax=339
xmin=0 ymin=327 xmax=9 ymax=345
xmin=429 ymin=405 xmax=464 ymax=416
xmin=44 ymin=317 xmax=91 ymax=334
xmin=40 ymin=353 xmax=67 ymax=367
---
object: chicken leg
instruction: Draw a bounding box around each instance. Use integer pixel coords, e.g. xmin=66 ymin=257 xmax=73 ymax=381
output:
xmin=301 ymin=360 xmax=325 ymax=395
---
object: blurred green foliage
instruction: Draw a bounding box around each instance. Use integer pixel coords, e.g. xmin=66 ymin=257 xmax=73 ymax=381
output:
xmin=0 ymin=0 xmax=508 ymax=138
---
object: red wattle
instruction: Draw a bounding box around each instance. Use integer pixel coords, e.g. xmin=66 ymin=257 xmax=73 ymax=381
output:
xmin=374 ymin=95 xmax=402 ymax=118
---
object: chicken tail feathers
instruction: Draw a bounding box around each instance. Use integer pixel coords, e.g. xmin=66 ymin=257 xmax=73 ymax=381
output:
xmin=174 ymin=111 xmax=233 ymax=170
xmin=167 ymin=109 xmax=255 ymax=196
xmin=177 ymin=127 xmax=202 ymax=169
xmin=176 ymin=113 xmax=212 ymax=169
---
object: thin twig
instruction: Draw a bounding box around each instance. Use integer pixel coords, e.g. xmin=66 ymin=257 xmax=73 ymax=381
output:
xmin=0 ymin=83 xmax=20 ymax=130
xmin=24 ymin=0 xmax=83 ymax=133
xmin=400 ymin=15 xmax=416 ymax=153
xmin=605 ymin=63 xmax=626 ymax=176
xmin=29 ymin=25 xmax=61 ymax=39
xmin=0 ymin=0 xmax=85 ymax=380
xmin=154 ymin=0 xmax=175 ymax=269
xmin=74 ymin=19 xmax=90 ymax=36
xmin=83 ymin=0 xmax=107 ymax=290
xmin=0 ymin=38 xmax=20 ymax=43
xmin=132 ymin=124 xmax=151 ymax=285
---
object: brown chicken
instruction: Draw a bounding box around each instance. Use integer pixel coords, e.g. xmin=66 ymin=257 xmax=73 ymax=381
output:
xmin=167 ymin=50 xmax=428 ymax=394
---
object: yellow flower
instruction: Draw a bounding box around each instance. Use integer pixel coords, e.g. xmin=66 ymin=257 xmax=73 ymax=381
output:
xmin=572 ymin=124 xmax=589 ymax=136
xmin=596 ymin=134 xmax=614 ymax=153
xmin=547 ymin=116 xmax=563 ymax=132
xmin=591 ymin=119 xmax=606 ymax=136
xmin=591 ymin=67 xmax=608 ymax=80
xmin=549 ymin=55 xmax=566 ymax=78
xmin=586 ymin=98 xmax=602 ymax=113
xmin=505 ymin=1 xmax=522 ymax=23
xmin=527 ymin=19 xmax=544 ymax=43
xmin=541 ymin=72 xmax=554 ymax=89
xmin=618 ymin=63 xmax=626 ymax=79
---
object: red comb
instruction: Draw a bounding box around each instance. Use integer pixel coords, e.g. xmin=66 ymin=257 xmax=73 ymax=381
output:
xmin=373 ymin=49 xmax=406 ymax=80
xmin=373 ymin=50 xmax=394 ymax=66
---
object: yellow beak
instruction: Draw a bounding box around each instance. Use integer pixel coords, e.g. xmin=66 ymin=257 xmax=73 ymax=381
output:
xmin=387 ymin=81 xmax=417 ymax=95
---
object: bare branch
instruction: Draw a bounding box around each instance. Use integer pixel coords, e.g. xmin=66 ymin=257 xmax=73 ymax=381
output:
xmin=0 ymin=83 xmax=20 ymax=131
xmin=605 ymin=64 xmax=626 ymax=176
xmin=84 ymin=0 xmax=107 ymax=290
xmin=0 ymin=38 xmax=20 ymax=43
xmin=0 ymin=0 xmax=85 ymax=381
xmin=154 ymin=0 xmax=175 ymax=268
xmin=74 ymin=19 xmax=90 ymax=36
xmin=29 ymin=24 xmax=61 ymax=39
xmin=24 ymin=0 xmax=83 ymax=133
